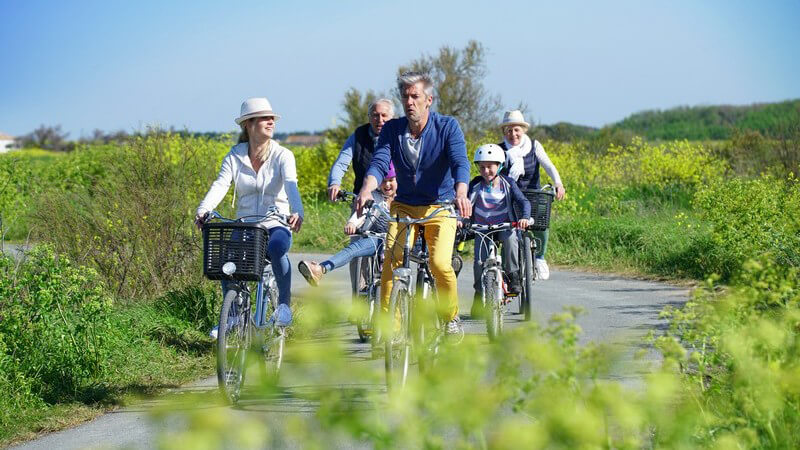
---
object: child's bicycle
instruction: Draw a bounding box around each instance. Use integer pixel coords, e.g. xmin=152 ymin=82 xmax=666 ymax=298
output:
xmin=200 ymin=207 xmax=289 ymax=404
xmin=467 ymin=221 xmax=522 ymax=340
xmin=334 ymin=190 xmax=387 ymax=342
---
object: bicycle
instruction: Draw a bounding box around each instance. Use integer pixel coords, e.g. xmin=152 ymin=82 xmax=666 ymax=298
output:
xmin=334 ymin=190 xmax=387 ymax=342
xmin=370 ymin=202 xmax=459 ymax=391
xmin=468 ymin=221 xmax=521 ymax=340
xmin=514 ymin=185 xmax=556 ymax=321
xmin=201 ymin=207 xmax=289 ymax=404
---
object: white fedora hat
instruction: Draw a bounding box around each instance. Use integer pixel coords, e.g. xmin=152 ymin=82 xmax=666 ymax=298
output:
xmin=499 ymin=110 xmax=530 ymax=129
xmin=235 ymin=97 xmax=281 ymax=125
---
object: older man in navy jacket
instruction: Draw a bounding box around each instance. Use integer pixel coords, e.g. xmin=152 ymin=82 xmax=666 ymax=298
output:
xmin=356 ymin=71 xmax=471 ymax=338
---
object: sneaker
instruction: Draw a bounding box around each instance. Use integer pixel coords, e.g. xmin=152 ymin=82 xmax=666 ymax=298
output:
xmin=298 ymin=260 xmax=323 ymax=286
xmin=271 ymin=303 xmax=293 ymax=327
xmin=209 ymin=325 xmax=219 ymax=340
xmin=535 ymin=258 xmax=550 ymax=281
xmin=445 ymin=317 xmax=464 ymax=343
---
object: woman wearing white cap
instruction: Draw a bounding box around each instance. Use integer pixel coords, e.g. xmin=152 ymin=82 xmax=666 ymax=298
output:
xmin=498 ymin=110 xmax=565 ymax=280
xmin=196 ymin=97 xmax=304 ymax=326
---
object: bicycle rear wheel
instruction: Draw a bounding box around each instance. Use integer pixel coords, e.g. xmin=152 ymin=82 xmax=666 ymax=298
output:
xmin=385 ymin=281 xmax=410 ymax=392
xmin=261 ymin=326 xmax=284 ymax=383
xmin=484 ymin=269 xmax=503 ymax=340
xmin=217 ymin=288 xmax=251 ymax=404
xmin=260 ymin=279 xmax=284 ymax=383
xmin=415 ymin=269 xmax=439 ymax=373
xmin=520 ymin=233 xmax=535 ymax=321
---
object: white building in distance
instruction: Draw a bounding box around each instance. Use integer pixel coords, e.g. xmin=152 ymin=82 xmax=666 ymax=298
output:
xmin=0 ymin=132 xmax=15 ymax=153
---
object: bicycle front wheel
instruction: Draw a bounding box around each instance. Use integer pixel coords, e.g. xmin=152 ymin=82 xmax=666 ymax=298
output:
xmin=385 ymin=281 xmax=410 ymax=392
xmin=483 ymin=269 xmax=503 ymax=341
xmin=217 ymin=288 xmax=251 ymax=404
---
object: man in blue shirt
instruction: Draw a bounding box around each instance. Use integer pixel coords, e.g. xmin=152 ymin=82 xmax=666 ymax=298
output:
xmin=328 ymin=98 xmax=395 ymax=295
xmin=356 ymin=71 xmax=472 ymax=338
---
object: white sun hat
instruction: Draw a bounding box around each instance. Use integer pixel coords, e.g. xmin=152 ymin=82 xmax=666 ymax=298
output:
xmin=235 ymin=97 xmax=281 ymax=125
xmin=499 ymin=110 xmax=530 ymax=129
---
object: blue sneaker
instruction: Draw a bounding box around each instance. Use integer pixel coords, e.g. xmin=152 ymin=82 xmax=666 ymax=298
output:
xmin=272 ymin=303 xmax=293 ymax=327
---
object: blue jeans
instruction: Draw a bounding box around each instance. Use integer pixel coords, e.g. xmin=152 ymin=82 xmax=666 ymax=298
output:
xmin=322 ymin=236 xmax=383 ymax=272
xmin=222 ymin=226 xmax=293 ymax=306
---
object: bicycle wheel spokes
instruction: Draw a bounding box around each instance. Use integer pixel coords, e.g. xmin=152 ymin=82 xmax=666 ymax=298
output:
xmin=217 ymin=289 xmax=251 ymax=404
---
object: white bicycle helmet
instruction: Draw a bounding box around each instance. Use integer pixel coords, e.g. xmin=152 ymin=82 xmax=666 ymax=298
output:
xmin=473 ymin=143 xmax=505 ymax=165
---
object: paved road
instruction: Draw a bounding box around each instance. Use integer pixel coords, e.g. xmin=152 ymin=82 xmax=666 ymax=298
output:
xmin=11 ymin=251 xmax=688 ymax=450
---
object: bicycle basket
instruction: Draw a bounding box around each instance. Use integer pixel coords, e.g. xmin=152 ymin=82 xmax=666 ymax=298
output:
xmin=203 ymin=222 xmax=269 ymax=281
xmin=514 ymin=188 xmax=555 ymax=231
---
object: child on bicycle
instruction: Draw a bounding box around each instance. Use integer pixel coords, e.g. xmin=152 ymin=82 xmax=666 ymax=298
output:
xmin=298 ymin=163 xmax=397 ymax=286
xmin=466 ymin=144 xmax=531 ymax=318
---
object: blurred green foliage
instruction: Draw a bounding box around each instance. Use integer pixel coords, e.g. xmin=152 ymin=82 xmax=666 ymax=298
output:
xmin=151 ymin=257 xmax=800 ymax=448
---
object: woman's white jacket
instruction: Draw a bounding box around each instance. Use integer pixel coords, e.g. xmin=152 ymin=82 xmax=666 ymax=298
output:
xmin=197 ymin=140 xmax=304 ymax=229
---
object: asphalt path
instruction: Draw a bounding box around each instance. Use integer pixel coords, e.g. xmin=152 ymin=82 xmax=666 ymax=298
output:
xmin=10 ymin=250 xmax=688 ymax=450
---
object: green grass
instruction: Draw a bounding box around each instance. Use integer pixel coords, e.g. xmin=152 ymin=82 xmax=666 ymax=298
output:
xmin=293 ymin=197 xmax=352 ymax=252
xmin=0 ymin=295 xmax=215 ymax=446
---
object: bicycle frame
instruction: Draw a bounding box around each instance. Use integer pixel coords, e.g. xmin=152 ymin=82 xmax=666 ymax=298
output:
xmin=470 ymin=222 xmax=519 ymax=339
xmin=376 ymin=203 xmax=459 ymax=390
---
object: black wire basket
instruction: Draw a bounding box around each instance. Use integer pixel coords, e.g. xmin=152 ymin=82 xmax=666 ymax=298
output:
xmin=514 ymin=188 xmax=555 ymax=231
xmin=202 ymin=222 xmax=269 ymax=281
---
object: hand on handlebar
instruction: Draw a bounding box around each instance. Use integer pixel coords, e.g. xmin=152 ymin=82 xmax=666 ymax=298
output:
xmin=194 ymin=211 xmax=209 ymax=230
xmin=327 ymin=184 xmax=341 ymax=202
xmin=288 ymin=213 xmax=303 ymax=232
xmin=516 ymin=218 xmax=530 ymax=230
xmin=355 ymin=189 xmax=373 ymax=215
xmin=555 ymin=185 xmax=566 ymax=201
xmin=455 ymin=195 xmax=472 ymax=219
xmin=344 ymin=222 xmax=357 ymax=235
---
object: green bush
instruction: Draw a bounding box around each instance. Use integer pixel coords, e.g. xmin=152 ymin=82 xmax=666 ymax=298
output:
xmin=658 ymin=256 xmax=800 ymax=447
xmin=0 ymin=246 xmax=113 ymax=403
xmin=29 ymin=132 xmax=226 ymax=299
xmin=693 ymin=173 xmax=800 ymax=280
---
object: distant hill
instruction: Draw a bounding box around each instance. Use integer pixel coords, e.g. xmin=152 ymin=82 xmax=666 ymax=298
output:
xmin=609 ymin=99 xmax=800 ymax=140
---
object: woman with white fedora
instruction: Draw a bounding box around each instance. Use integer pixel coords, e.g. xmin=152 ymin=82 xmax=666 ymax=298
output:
xmin=498 ymin=110 xmax=565 ymax=280
xmin=196 ymin=97 xmax=304 ymax=327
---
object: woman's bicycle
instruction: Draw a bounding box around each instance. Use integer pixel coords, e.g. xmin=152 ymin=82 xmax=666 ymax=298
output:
xmin=514 ymin=185 xmax=555 ymax=321
xmin=201 ymin=207 xmax=289 ymax=404
xmin=468 ymin=222 xmax=521 ymax=340
xmin=372 ymin=202 xmax=459 ymax=391
xmin=334 ymin=191 xmax=387 ymax=342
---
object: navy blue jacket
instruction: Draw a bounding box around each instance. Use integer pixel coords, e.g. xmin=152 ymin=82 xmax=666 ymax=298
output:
xmin=467 ymin=174 xmax=532 ymax=222
xmin=365 ymin=112 xmax=470 ymax=206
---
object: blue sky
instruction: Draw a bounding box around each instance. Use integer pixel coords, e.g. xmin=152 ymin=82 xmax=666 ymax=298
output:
xmin=1 ymin=0 xmax=798 ymax=138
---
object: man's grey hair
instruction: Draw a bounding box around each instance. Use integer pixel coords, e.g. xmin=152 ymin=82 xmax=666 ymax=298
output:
xmin=397 ymin=71 xmax=434 ymax=97
xmin=368 ymin=98 xmax=395 ymax=118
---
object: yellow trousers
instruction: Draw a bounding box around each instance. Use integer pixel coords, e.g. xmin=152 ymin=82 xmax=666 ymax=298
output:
xmin=380 ymin=202 xmax=459 ymax=321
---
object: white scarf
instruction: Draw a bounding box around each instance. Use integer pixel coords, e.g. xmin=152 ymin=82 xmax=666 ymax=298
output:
xmin=503 ymin=134 xmax=532 ymax=181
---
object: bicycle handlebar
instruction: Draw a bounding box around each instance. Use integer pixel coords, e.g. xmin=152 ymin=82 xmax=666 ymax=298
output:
xmin=371 ymin=203 xmax=459 ymax=225
xmin=468 ymin=222 xmax=518 ymax=232
xmin=203 ymin=206 xmax=290 ymax=227
xmin=335 ymin=190 xmax=357 ymax=202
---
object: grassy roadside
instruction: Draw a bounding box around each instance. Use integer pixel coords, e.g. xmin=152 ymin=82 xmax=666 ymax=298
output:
xmin=0 ymin=301 xmax=215 ymax=446
xmin=0 ymin=248 xmax=218 ymax=445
